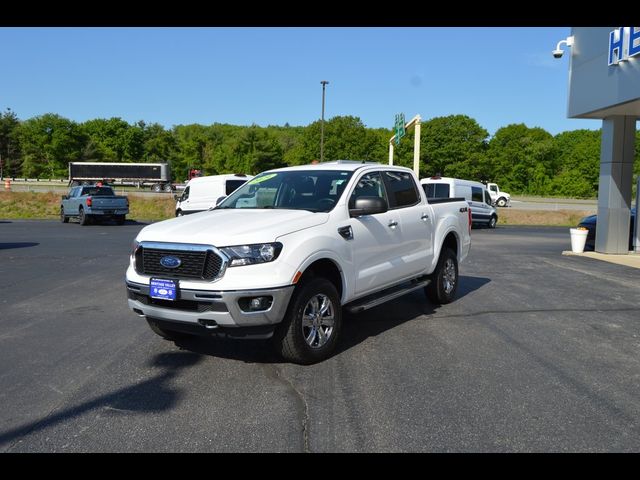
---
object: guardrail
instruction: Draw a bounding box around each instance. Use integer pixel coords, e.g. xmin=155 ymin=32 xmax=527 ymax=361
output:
xmin=0 ymin=177 xmax=68 ymax=182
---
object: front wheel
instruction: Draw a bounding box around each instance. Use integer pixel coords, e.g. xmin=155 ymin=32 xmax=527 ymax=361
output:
xmin=425 ymin=248 xmax=458 ymax=305
xmin=488 ymin=215 xmax=497 ymax=228
xmin=273 ymin=277 xmax=342 ymax=365
xmin=496 ymin=197 xmax=507 ymax=207
xmin=115 ymin=215 xmax=126 ymax=225
xmin=60 ymin=207 xmax=69 ymax=223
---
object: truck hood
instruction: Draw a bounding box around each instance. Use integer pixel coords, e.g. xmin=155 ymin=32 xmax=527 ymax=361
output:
xmin=137 ymin=209 xmax=329 ymax=246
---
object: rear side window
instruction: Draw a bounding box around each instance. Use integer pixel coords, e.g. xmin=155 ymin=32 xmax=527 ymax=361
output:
xmin=225 ymin=179 xmax=247 ymax=196
xmin=471 ymin=186 xmax=483 ymax=202
xmin=382 ymin=171 xmax=420 ymax=208
xmin=424 ymin=183 xmax=450 ymax=199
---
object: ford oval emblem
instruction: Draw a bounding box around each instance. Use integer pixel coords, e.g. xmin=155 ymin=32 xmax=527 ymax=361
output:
xmin=160 ymin=256 xmax=181 ymax=269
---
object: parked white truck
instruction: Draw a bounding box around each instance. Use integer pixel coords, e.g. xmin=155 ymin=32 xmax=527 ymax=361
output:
xmin=486 ymin=182 xmax=511 ymax=207
xmin=126 ymin=161 xmax=472 ymax=364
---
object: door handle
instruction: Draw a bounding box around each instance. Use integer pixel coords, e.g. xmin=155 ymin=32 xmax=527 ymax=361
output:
xmin=388 ymin=220 xmax=398 ymax=228
xmin=421 ymin=213 xmax=429 ymax=221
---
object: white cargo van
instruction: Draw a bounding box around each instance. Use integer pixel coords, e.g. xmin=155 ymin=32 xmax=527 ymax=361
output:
xmin=420 ymin=176 xmax=498 ymax=228
xmin=175 ymin=174 xmax=253 ymax=216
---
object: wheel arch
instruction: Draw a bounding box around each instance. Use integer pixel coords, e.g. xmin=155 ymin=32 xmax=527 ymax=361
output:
xmin=296 ymin=258 xmax=344 ymax=302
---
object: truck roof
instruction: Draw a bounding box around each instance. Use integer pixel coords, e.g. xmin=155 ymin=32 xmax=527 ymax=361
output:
xmin=268 ymin=160 xmax=409 ymax=173
xmin=186 ymin=174 xmax=252 ymax=185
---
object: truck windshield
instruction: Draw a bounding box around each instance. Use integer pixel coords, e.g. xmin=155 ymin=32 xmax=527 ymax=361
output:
xmin=217 ymin=170 xmax=353 ymax=212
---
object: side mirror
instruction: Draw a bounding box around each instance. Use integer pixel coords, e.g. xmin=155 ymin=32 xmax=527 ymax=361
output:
xmin=349 ymin=197 xmax=388 ymax=217
xmin=62 ymin=195 xmax=69 ymax=200
xmin=173 ymin=194 xmax=179 ymax=201
xmin=215 ymin=196 xmax=227 ymax=206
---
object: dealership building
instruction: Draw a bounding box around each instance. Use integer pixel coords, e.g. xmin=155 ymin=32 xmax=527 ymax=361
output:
xmin=564 ymin=27 xmax=639 ymax=254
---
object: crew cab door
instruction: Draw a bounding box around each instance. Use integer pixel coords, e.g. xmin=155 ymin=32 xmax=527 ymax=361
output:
xmin=380 ymin=169 xmax=431 ymax=278
xmin=349 ymin=170 xmax=431 ymax=297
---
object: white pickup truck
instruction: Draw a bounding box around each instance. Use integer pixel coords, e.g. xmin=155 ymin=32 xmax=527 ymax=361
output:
xmin=126 ymin=161 xmax=471 ymax=364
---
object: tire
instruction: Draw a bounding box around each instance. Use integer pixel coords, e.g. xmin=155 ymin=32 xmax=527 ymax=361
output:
xmin=176 ymin=209 xmax=183 ymax=217
xmin=163 ymin=183 xmax=173 ymax=193
xmin=78 ymin=207 xmax=90 ymax=226
xmin=115 ymin=215 xmax=126 ymax=225
xmin=488 ymin=215 xmax=497 ymax=229
xmin=273 ymin=277 xmax=342 ymax=365
xmin=60 ymin=207 xmax=69 ymax=223
xmin=425 ymin=248 xmax=458 ymax=305
xmin=496 ymin=197 xmax=507 ymax=207
xmin=146 ymin=318 xmax=194 ymax=342
xmin=151 ymin=184 xmax=162 ymax=193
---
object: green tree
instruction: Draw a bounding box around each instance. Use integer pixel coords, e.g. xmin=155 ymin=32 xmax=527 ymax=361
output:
xmin=231 ymin=126 xmax=285 ymax=174
xmin=487 ymin=124 xmax=556 ymax=194
xmin=0 ymin=107 xmax=21 ymax=177
xmin=81 ymin=118 xmax=144 ymax=162
xmin=418 ymin=115 xmax=489 ymax=180
xmin=16 ymin=114 xmax=86 ymax=178
xmin=548 ymin=129 xmax=601 ymax=198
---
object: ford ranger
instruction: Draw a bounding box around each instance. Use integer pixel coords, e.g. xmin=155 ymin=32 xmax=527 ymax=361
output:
xmin=125 ymin=161 xmax=471 ymax=364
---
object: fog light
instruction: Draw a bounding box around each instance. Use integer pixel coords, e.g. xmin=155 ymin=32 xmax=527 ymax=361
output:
xmin=239 ymin=296 xmax=273 ymax=312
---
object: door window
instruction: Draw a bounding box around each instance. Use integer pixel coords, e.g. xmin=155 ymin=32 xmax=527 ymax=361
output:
xmin=349 ymin=172 xmax=387 ymax=209
xmin=381 ymin=171 xmax=420 ymax=209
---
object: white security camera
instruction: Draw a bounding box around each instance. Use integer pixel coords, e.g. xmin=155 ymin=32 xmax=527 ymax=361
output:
xmin=552 ymin=36 xmax=574 ymax=59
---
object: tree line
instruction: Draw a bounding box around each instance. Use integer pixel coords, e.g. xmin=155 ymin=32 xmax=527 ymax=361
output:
xmin=1 ymin=108 xmax=638 ymax=198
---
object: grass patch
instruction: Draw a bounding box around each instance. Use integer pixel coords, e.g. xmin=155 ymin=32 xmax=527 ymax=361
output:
xmin=0 ymin=191 xmax=175 ymax=221
xmin=498 ymin=209 xmax=592 ymax=227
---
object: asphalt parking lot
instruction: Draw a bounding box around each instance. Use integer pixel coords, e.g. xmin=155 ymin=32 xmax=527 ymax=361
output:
xmin=1 ymin=220 xmax=639 ymax=452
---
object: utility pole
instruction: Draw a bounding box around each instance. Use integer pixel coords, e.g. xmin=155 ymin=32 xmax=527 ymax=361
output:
xmin=320 ymin=80 xmax=329 ymax=162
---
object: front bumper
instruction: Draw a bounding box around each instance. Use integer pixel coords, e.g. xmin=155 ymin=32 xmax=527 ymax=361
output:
xmin=126 ymin=281 xmax=295 ymax=330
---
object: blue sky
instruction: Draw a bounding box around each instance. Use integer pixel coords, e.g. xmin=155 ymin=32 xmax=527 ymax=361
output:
xmin=0 ymin=27 xmax=602 ymax=136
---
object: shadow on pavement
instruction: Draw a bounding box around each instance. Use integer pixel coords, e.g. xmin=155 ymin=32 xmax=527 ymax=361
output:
xmin=173 ymin=275 xmax=491 ymax=364
xmin=0 ymin=242 xmax=39 ymax=250
xmin=0 ymin=352 xmax=201 ymax=450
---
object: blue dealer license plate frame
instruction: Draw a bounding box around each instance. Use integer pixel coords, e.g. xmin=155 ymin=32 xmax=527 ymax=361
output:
xmin=150 ymin=278 xmax=178 ymax=301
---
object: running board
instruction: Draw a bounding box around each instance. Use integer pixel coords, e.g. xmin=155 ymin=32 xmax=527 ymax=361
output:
xmin=345 ymin=277 xmax=431 ymax=314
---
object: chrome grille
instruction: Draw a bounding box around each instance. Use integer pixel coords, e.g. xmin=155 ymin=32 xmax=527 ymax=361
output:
xmin=135 ymin=242 xmax=226 ymax=280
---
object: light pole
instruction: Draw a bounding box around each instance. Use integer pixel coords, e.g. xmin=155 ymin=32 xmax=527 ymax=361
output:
xmin=320 ymin=80 xmax=329 ymax=162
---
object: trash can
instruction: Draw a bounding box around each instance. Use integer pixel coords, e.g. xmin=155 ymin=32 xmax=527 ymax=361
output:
xmin=569 ymin=227 xmax=588 ymax=253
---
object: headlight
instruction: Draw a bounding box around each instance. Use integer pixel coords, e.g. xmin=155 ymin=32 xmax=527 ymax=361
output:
xmin=220 ymin=242 xmax=283 ymax=267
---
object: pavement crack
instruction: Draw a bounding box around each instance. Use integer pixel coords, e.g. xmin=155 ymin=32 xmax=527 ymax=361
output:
xmin=268 ymin=366 xmax=310 ymax=453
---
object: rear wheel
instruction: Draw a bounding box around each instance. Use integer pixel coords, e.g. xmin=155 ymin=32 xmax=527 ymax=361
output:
xmin=115 ymin=215 xmax=126 ymax=225
xmin=78 ymin=207 xmax=90 ymax=226
xmin=273 ymin=277 xmax=342 ymax=365
xmin=163 ymin=183 xmax=173 ymax=193
xmin=146 ymin=318 xmax=194 ymax=342
xmin=151 ymin=184 xmax=162 ymax=193
xmin=425 ymin=248 xmax=458 ymax=305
